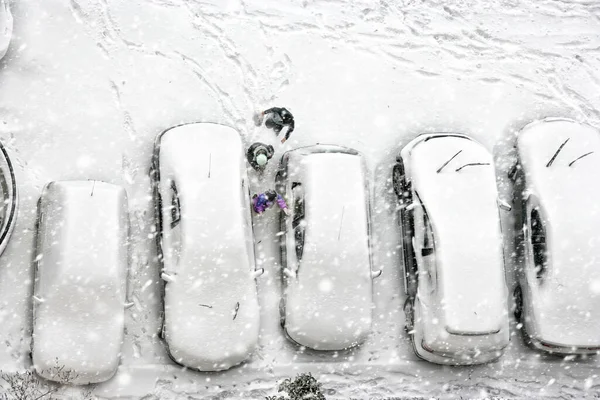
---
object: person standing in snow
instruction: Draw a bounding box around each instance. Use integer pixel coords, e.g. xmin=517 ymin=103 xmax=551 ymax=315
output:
xmin=255 ymin=107 xmax=295 ymax=144
xmin=246 ymin=142 xmax=275 ymax=172
xmin=252 ymin=189 xmax=290 ymax=216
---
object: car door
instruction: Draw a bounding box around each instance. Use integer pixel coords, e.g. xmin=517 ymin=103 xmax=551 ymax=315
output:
xmin=31 ymin=199 xmax=47 ymax=338
xmin=241 ymin=176 xmax=257 ymax=273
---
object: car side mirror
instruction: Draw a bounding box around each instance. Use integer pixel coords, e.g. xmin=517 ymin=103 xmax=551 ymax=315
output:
xmin=497 ymin=198 xmax=512 ymax=212
xmin=251 ymin=268 xmax=265 ymax=279
xmin=283 ymin=268 xmax=296 ymax=279
xmin=161 ymin=272 xmax=176 ymax=283
xmin=406 ymin=201 xmax=420 ymax=211
xmin=508 ymin=163 xmax=519 ymax=181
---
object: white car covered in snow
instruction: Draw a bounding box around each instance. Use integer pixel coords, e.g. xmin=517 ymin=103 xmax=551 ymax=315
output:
xmin=0 ymin=140 xmax=18 ymax=257
xmin=275 ymin=145 xmax=381 ymax=351
xmin=151 ymin=122 xmax=262 ymax=371
xmin=0 ymin=0 xmax=12 ymax=61
xmin=510 ymin=118 xmax=600 ymax=355
xmin=394 ymin=133 xmax=509 ymax=365
xmin=32 ymin=181 xmax=129 ymax=384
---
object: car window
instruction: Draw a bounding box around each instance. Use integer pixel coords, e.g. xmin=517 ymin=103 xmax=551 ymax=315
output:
xmin=293 ymin=195 xmax=304 ymax=229
xmin=292 ymin=183 xmax=304 ymax=228
xmin=292 ymin=184 xmax=305 ymax=260
xmin=422 ymin=212 xmax=434 ymax=257
xmin=163 ymin=179 xmax=183 ymax=272
xmin=530 ymin=208 xmax=547 ymax=279
xmin=419 ymin=208 xmax=436 ymax=293
xmin=170 ymin=180 xmax=181 ymax=229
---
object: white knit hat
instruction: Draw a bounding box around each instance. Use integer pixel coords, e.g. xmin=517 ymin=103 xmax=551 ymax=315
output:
xmin=256 ymin=154 xmax=268 ymax=166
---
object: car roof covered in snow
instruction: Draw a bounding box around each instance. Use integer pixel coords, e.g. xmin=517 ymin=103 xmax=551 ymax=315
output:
xmin=283 ymin=145 xmax=373 ymax=350
xmin=32 ymin=181 xmax=128 ymax=385
xmin=406 ymin=134 xmax=507 ymax=336
xmin=517 ymin=118 xmax=600 ymax=346
xmin=0 ymin=0 xmax=12 ymax=61
xmin=156 ymin=123 xmax=260 ymax=370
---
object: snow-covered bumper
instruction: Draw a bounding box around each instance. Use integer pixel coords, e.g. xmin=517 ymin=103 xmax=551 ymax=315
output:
xmin=411 ymin=300 xmax=509 ymax=365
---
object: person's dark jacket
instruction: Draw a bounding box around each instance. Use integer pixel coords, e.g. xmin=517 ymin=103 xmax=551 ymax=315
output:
xmin=263 ymin=107 xmax=295 ymax=142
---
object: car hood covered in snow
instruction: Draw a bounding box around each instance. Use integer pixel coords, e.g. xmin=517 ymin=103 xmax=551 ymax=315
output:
xmin=406 ymin=134 xmax=508 ymax=338
xmin=517 ymin=118 xmax=600 ymax=347
xmin=284 ymin=147 xmax=373 ymax=350
xmin=156 ymin=123 xmax=260 ymax=370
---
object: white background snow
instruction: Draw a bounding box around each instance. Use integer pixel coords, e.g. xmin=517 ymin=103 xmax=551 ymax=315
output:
xmin=0 ymin=0 xmax=599 ymax=398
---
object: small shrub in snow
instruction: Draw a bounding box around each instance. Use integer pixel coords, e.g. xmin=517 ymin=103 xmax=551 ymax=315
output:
xmin=265 ymin=372 xmax=326 ymax=400
xmin=0 ymin=367 xmax=94 ymax=400
xmin=0 ymin=370 xmax=48 ymax=400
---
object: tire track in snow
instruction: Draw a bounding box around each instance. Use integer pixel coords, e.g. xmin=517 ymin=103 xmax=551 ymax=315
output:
xmin=182 ymin=1 xmax=261 ymax=132
xmin=91 ymin=0 xmax=242 ymax=128
xmin=110 ymin=80 xmax=138 ymax=141
xmin=169 ymin=50 xmax=239 ymax=127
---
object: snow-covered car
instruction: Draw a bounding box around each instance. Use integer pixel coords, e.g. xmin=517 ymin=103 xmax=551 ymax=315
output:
xmin=151 ymin=122 xmax=262 ymax=371
xmin=0 ymin=140 xmax=17 ymax=256
xmin=0 ymin=0 xmax=12 ymax=61
xmin=394 ymin=133 xmax=509 ymax=365
xmin=32 ymin=181 xmax=129 ymax=384
xmin=510 ymin=118 xmax=600 ymax=355
xmin=275 ymin=145 xmax=381 ymax=351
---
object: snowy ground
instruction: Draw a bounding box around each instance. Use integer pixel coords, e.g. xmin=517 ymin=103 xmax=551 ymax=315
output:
xmin=0 ymin=0 xmax=599 ymax=398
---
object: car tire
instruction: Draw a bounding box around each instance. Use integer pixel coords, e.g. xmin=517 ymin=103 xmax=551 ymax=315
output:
xmin=403 ymin=297 xmax=414 ymax=334
xmin=513 ymin=285 xmax=523 ymax=322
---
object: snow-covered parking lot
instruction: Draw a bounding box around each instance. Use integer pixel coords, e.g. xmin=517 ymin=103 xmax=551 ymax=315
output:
xmin=0 ymin=0 xmax=600 ymax=398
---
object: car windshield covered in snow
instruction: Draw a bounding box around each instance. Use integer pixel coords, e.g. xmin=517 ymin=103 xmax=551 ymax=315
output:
xmin=397 ymin=133 xmax=509 ymax=365
xmin=276 ymin=145 xmax=380 ymax=351
xmin=152 ymin=123 xmax=261 ymax=371
xmin=513 ymin=118 xmax=600 ymax=354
